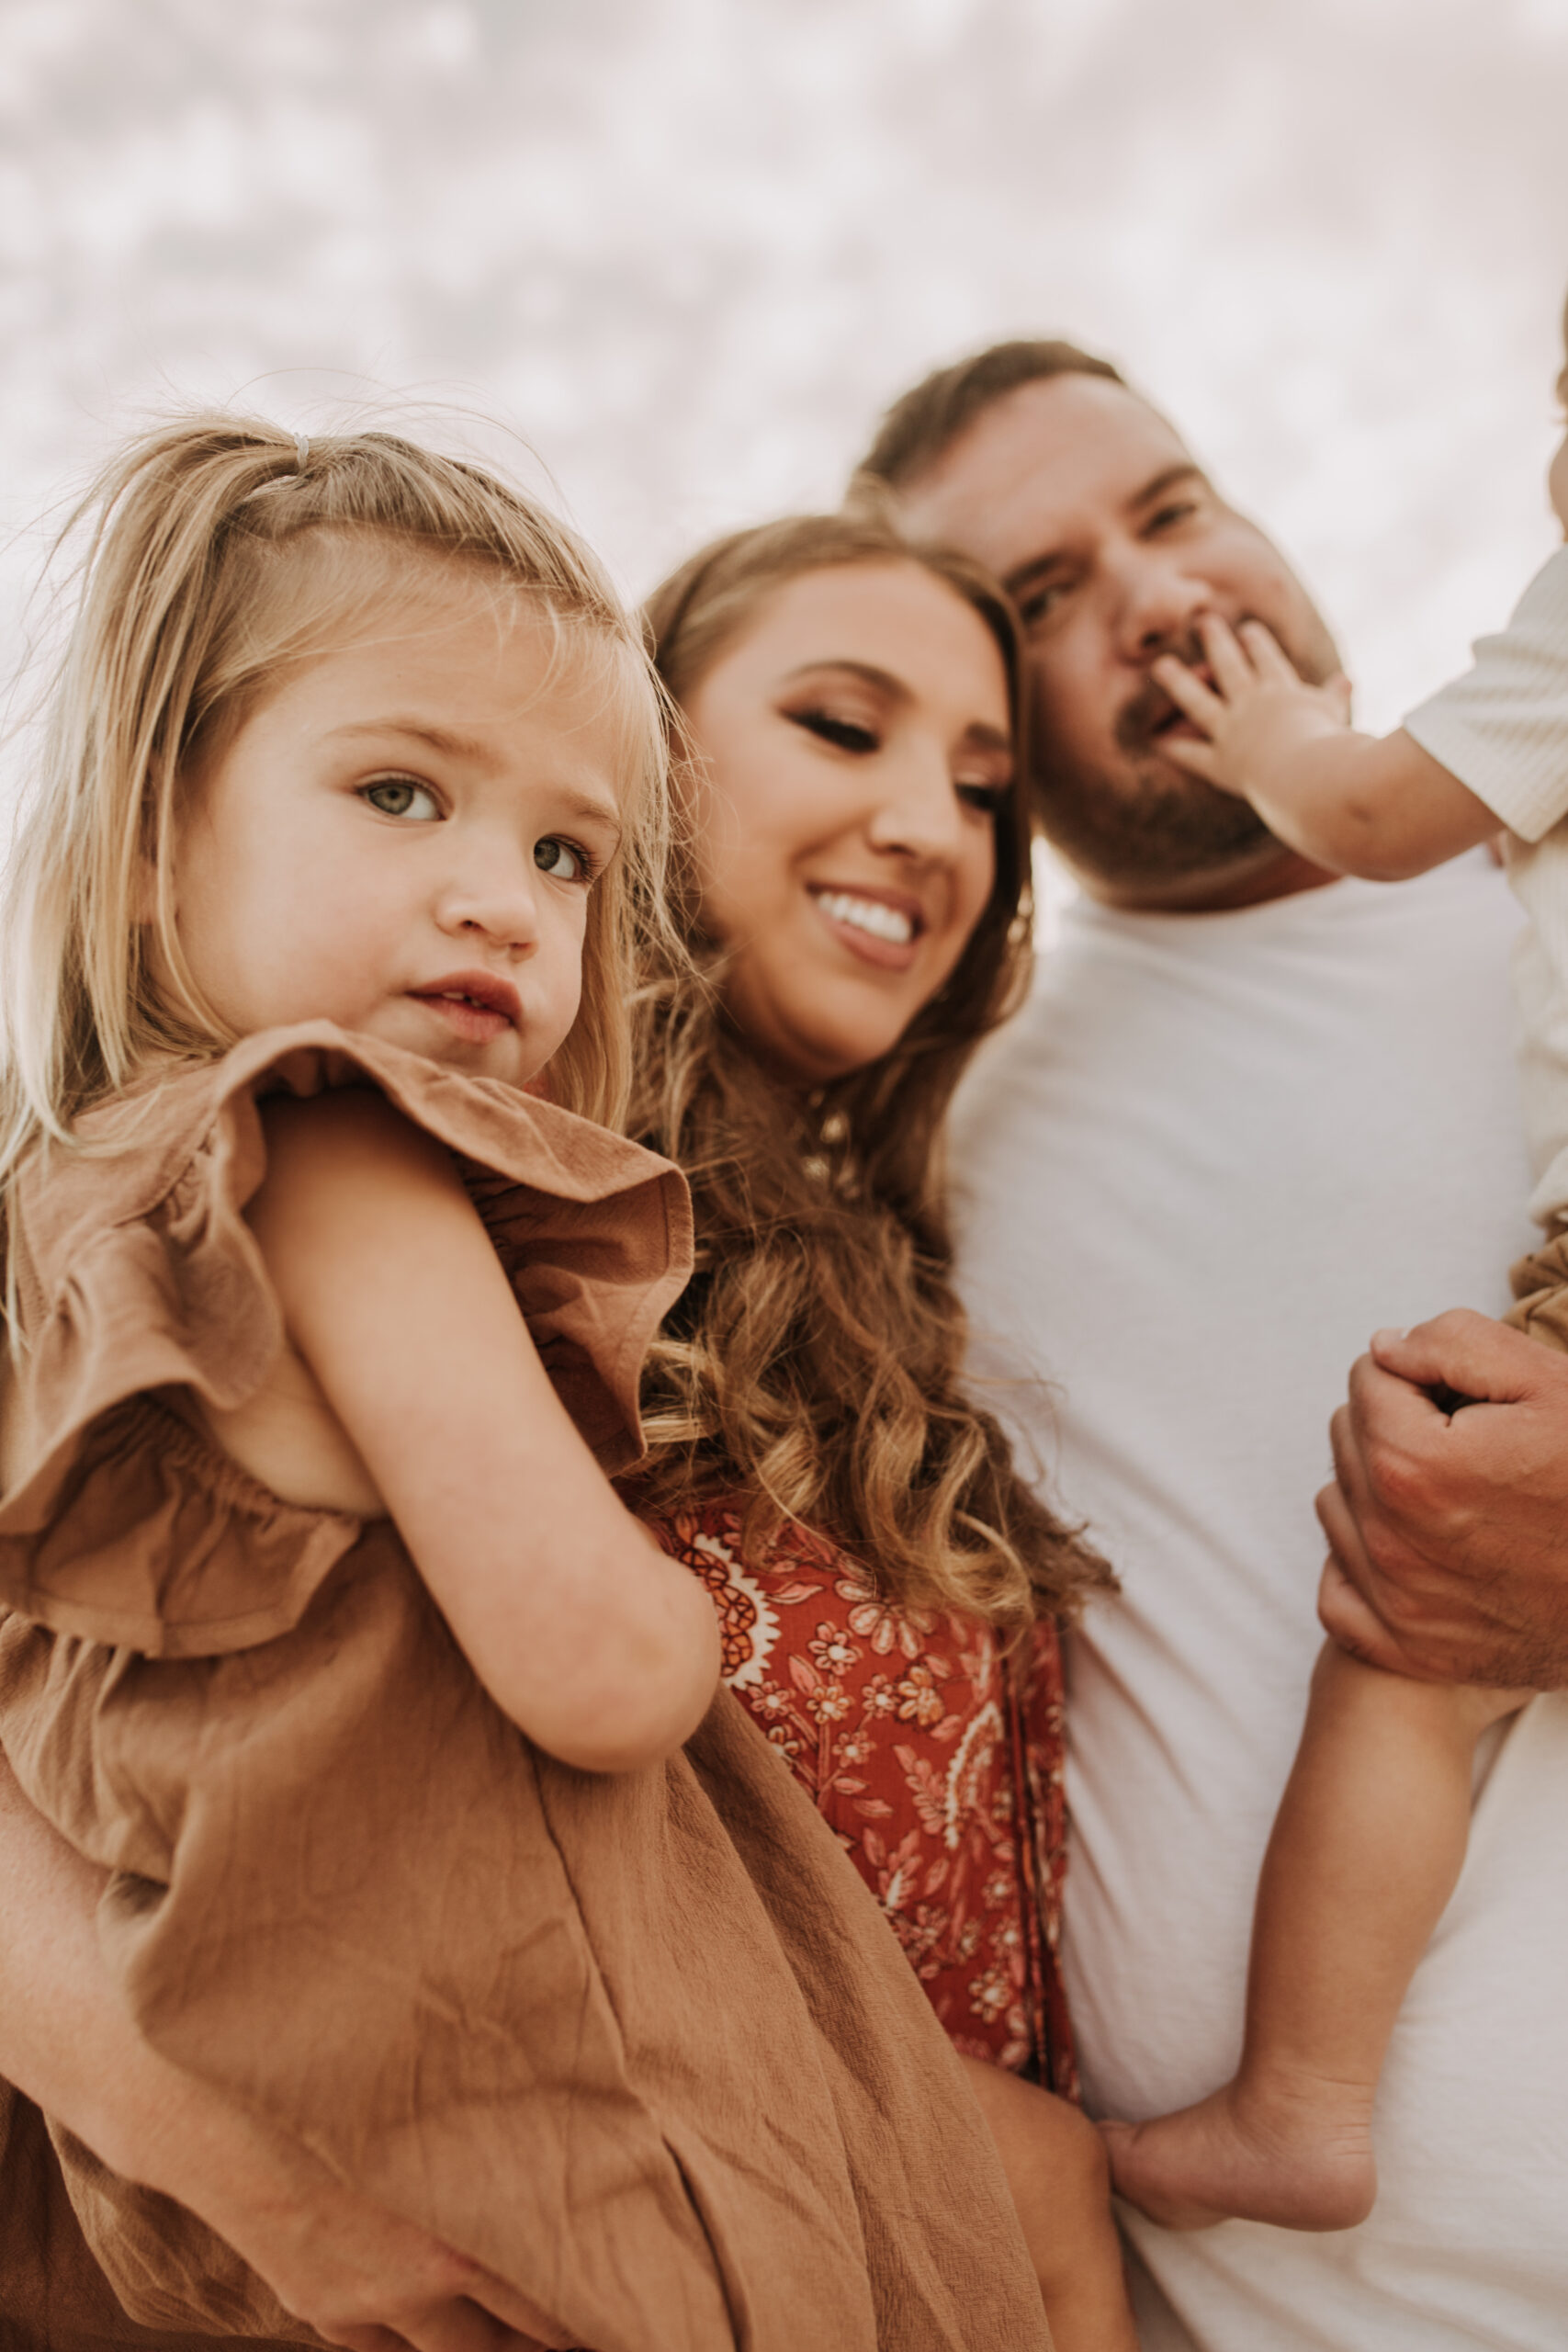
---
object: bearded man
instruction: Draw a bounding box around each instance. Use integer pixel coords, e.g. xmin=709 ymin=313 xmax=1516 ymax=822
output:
xmin=857 ymin=342 xmax=1568 ymax=2350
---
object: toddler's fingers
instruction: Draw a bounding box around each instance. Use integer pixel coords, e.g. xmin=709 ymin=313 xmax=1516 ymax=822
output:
xmin=1325 ymin=672 xmax=1353 ymax=723
xmin=1235 ymin=618 xmax=1302 ymax=684
xmin=1156 ymin=736 xmax=1229 ymax=786
xmin=1316 ymin=1553 xmax=1404 ymax=1673
xmin=1150 ymin=652 xmax=1224 ymax=733
xmin=1196 ymin=612 xmax=1254 ymax=698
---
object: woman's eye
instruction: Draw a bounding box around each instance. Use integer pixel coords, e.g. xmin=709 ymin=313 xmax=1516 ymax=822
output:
xmin=956 ymin=779 xmax=1010 ymax=816
xmin=1148 ymin=500 xmax=1198 ymax=534
xmin=363 ymin=777 xmax=440 ymax=820
xmin=789 ymin=708 xmax=880 ymax=755
xmin=535 ymin=835 xmax=587 ymax=881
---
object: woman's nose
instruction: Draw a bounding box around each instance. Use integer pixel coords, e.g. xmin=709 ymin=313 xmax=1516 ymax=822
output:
xmin=865 ymin=745 xmax=967 ymax=861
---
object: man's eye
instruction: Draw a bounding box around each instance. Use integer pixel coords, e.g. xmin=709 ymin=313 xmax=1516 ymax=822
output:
xmin=1147 ymin=501 xmax=1198 ymax=533
xmin=1016 ymin=581 xmax=1067 ymax=628
xmin=789 ymin=708 xmax=879 ymax=754
xmin=535 ymin=835 xmax=588 ymax=881
xmin=363 ymin=777 xmax=440 ymax=820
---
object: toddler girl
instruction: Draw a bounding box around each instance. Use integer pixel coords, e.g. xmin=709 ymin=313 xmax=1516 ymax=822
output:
xmin=1102 ymin=300 xmax=1568 ymax=2233
xmin=0 ymin=417 xmax=1051 ymax=2348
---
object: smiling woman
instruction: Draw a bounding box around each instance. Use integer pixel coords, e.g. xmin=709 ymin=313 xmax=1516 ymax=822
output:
xmin=675 ymin=556 xmax=1009 ymax=1083
xmin=633 ymin=512 xmax=1132 ymax=2351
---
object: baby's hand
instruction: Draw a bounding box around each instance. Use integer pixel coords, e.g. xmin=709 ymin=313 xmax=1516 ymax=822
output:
xmin=1152 ymin=615 xmax=1352 ymax=800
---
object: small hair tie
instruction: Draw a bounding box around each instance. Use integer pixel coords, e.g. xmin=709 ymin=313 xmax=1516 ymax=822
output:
xmin=293 ymin=433 xmax=310 ymax=472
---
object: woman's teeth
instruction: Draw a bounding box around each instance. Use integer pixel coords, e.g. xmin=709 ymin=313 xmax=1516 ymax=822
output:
xmin=815 ymin=890 xmax=915 ymax=945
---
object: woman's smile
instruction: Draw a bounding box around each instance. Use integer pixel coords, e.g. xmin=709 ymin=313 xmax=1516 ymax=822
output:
xmin=681 ymin=558 xmax=1008 ymax=1082
xmin=807 ymin=880 xmax=927 ymax=968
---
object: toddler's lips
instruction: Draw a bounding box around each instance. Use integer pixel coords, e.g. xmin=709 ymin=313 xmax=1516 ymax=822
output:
xmin=408 ymin=970 xmax=522 ymax=1044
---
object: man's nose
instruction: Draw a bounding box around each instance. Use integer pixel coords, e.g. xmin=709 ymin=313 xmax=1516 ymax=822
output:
xmin=1110 ymin=545 xmax=1214 ymax=662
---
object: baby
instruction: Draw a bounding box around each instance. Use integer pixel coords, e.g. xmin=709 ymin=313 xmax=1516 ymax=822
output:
xmin=1102 ymin=295 xmax=1568 ymax=2233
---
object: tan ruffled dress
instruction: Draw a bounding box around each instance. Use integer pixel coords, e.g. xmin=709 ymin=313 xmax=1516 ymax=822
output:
xmin=0 ymin=1025 xmax=1048 ymax=2352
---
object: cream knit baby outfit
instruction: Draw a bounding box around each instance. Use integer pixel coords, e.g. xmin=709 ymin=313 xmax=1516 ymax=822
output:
xmin=1405 ymin=545 xmax=1568 ymax=1229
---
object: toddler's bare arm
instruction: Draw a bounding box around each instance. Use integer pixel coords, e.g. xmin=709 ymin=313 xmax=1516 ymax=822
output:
xmin=1153 ymin=615 xmax=1498 ymax=880
xmin=1102 ymin=1645 xmax=1528 ymax=2231
xmin=240 ymin=1089 xmax=721 ymax=1774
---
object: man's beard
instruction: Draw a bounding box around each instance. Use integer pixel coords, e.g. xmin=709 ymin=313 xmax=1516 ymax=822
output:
xmin=1034 ymin=753 xmax=1277 ymax=888
xmin=1032 ymin=625 xmax=1325 ymax=889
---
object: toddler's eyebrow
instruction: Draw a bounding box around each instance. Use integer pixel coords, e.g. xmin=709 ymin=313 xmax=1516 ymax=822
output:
xmin=329 ymin=718 xmax=491 ymax=763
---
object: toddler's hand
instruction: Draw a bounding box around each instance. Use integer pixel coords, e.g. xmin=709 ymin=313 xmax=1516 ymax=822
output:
xmin=1151 ymin=615 xmax=1352 ymax=800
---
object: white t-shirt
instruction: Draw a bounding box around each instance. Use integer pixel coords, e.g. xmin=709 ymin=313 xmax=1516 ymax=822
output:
xmin=952 ymin=858 xmax=1568 ymax=2352
xmin=1405 ymin=544 xmax=1568 ymax=1228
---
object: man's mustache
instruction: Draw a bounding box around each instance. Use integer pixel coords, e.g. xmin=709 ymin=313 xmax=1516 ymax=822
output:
xmin=1114 ymin=628 xmax=1208 ymax=757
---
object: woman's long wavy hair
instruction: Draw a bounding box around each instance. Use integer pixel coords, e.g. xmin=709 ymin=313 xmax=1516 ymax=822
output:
xmin=633 ymin=514 xmax=1111 ymax=1631
xmin=0 ymin=413 xmax=672 ymax=1229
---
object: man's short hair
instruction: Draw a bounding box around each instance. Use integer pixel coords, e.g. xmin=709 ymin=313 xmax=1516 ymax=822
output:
xmin=854 ymin=337 xmax=1125 ymax=493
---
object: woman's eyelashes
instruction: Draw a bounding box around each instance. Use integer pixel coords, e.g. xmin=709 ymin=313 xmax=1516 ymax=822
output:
xmin=786 ymin=705 xmax=1010 ymax=819
xmin=786 ymin=706 xmax=881 ymax=755
xmin=955 ymin=778 xmax=1011 ymax=816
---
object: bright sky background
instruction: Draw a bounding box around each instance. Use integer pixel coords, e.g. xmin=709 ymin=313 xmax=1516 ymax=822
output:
xmin=3 ymin=0 xmax=1567 ymax=765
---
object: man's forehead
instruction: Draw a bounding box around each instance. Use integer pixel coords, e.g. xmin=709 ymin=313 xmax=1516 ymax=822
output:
xmin=896 ymin=374 xmax=1198 ymax=581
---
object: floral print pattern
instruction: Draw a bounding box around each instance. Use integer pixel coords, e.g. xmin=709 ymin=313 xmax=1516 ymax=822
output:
xmin=648 ymin=1500 xmax=1077 ymax=2094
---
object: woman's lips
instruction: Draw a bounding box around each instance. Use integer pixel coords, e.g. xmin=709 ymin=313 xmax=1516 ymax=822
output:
xmin=807 ymin=885 xmax=924 ymax=972
xmin=407 ymin=970 xmax=521 ymax=1045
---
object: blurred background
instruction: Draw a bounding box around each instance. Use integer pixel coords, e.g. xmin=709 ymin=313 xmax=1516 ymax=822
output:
xmin=3 ymin=0 xmax=1567 ymax=756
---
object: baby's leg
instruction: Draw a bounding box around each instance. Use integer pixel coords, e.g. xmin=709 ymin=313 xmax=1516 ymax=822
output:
xmin=958 ymin=2054 xmax=1137 ymax=2351
xmin=1103 ymin=1643 xmax=1529 ymax=2232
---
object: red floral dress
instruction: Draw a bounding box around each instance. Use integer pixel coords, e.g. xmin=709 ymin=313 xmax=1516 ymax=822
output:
xmin=647 ymin=1500 xmax=1077 ymax=2096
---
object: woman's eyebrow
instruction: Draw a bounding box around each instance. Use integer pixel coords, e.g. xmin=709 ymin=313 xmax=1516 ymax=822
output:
xmin=780 ymin=658 xmax=905 ymax=696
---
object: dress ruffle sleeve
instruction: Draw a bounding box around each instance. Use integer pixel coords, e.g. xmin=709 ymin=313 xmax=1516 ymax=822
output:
xmin=0 ymin=1023 xmax=692 ymax=1657
xmin=0 ymin=1028 xmax=1050 ymax=2352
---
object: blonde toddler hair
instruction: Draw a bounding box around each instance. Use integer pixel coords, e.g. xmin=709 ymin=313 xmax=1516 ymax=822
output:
xmin=0 ymin=414 xmax=671 ymax=1204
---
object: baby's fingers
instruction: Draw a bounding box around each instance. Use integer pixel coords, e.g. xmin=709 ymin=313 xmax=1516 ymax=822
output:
xmin=1235 ymin=618 xmax=1303 ymax=684
xmin=1157 ymin=735 xmax=1225 ymax=785
xmin=1195 ymin=612 xmax=1257 ymax=699
xmin=1150 ymin=652 xmax=1224 ymax=735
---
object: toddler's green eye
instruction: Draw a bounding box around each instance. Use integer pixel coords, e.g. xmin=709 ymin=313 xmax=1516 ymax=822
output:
xmin=535 ymin=836 xmax=585 ymax=880
xmin=364 ymin=778 xmax=440 ymax=820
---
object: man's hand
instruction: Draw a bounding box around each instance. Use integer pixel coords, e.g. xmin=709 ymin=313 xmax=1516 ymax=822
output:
xmin=1316 ymin=1309 xmax=1568 ymax=1687
xmin=1151 ymin=614 xmax=1352 ymax=798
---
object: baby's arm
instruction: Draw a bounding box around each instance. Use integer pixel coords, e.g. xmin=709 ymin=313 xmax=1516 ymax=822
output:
xmin=1153 ymin=615 xmax=1499 ymax=881
xmin=1102 ymin=1645 xmax=1529 ymax=2233
xmin=243 ymin=1089 xmax=721 ymax=1774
